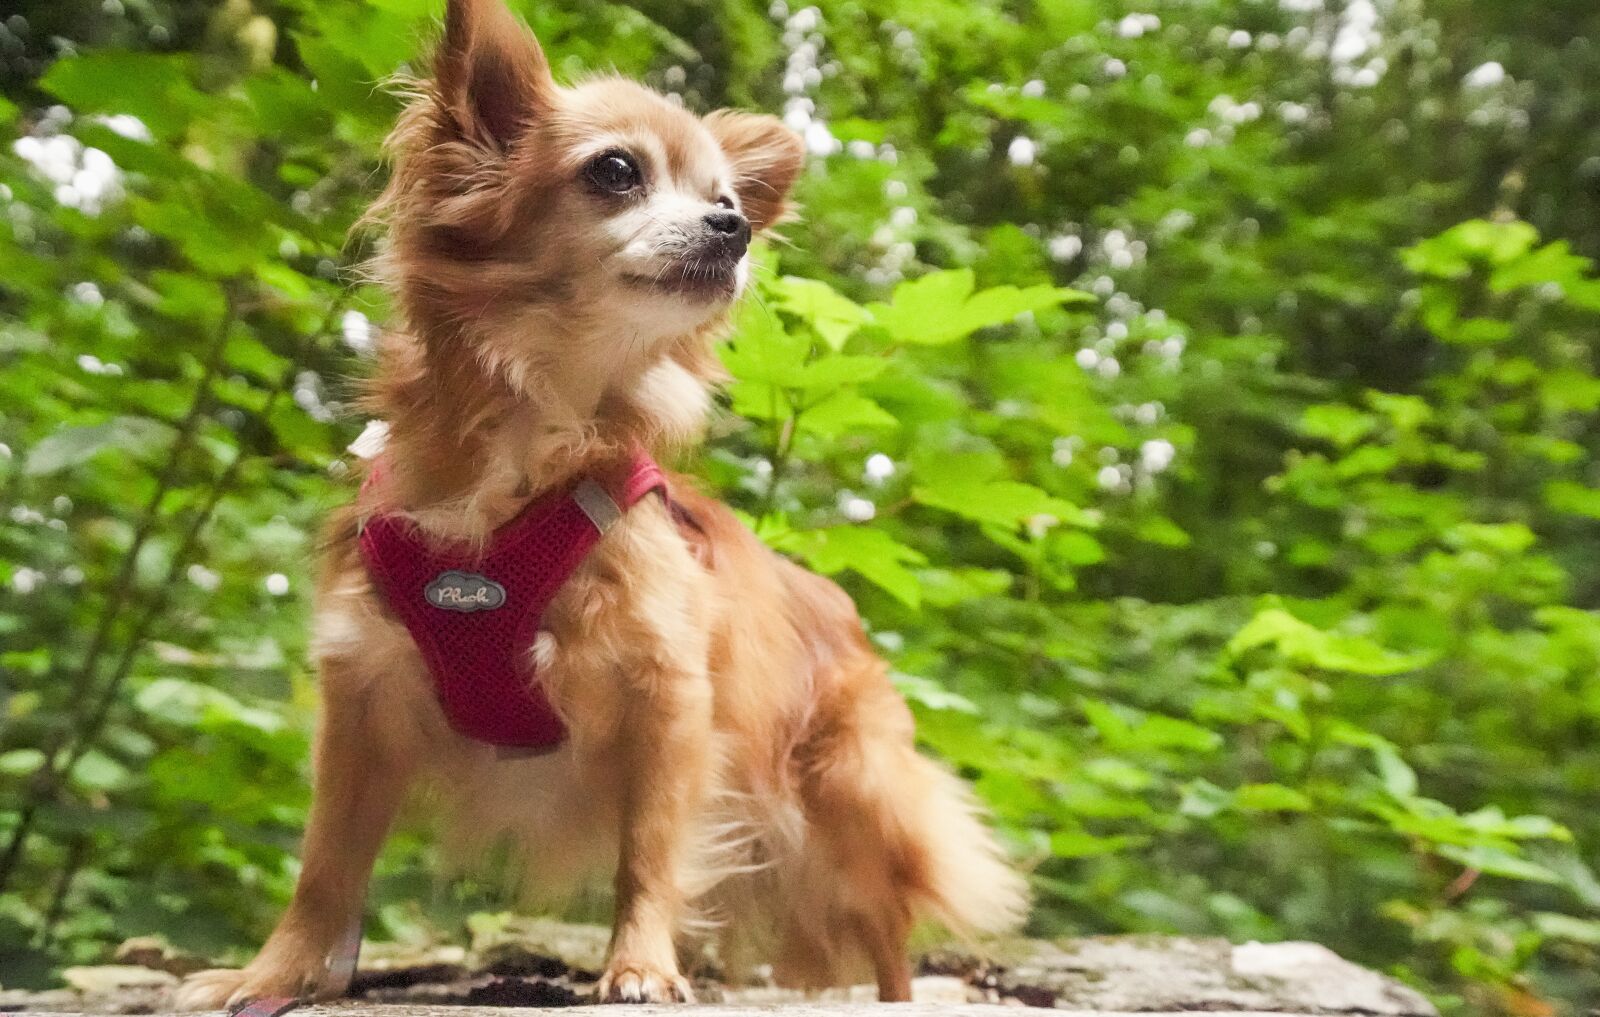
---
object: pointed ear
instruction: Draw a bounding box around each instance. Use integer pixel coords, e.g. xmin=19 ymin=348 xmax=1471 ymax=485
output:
xmin=705 ymin=111 xmax=805 ymax=232
xmin=435 ymin=0 xmax=555 ymax=149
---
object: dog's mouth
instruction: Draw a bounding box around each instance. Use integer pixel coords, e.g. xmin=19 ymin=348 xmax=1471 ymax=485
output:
xmin=622 ymin=261 xmax=739 ymax=301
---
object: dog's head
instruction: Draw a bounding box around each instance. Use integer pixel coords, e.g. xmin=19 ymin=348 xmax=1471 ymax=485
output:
xmin=374 ymin=0 xmax=803 ymax=389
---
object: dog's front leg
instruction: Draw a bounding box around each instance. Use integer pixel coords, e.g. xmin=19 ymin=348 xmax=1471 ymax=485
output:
xmin=176 ymin=663 xmax=415 ymax=1010
xmin=596 ymin=651 xmax=713 ymax=1004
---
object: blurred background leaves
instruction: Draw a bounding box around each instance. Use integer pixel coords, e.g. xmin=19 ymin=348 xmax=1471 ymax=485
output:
xmin=1 ymin=0 xmax=1598 ymax=1014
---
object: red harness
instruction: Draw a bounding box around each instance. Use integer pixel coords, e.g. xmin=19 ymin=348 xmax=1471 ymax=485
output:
xmin=357 ymin=450 xmax=667 ymax=751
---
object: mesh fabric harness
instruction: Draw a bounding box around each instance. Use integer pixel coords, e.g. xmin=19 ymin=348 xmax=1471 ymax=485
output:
xmin=358 ymin=449 xmax=667 ymax=750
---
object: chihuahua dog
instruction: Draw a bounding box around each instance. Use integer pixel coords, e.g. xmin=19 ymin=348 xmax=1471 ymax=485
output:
xmin=176 ymin=0 xmax=1025 ymax=1007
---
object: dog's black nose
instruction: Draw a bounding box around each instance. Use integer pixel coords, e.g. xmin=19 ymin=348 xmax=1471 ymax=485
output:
xmin=703 ymin=210 xmax=752 ymax=256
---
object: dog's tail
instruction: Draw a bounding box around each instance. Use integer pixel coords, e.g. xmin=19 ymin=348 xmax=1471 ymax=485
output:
xmin=897 ymin=747 xmax=1030 ymax=937
xmin=798 ymin=668 xmax=1031 ymax=941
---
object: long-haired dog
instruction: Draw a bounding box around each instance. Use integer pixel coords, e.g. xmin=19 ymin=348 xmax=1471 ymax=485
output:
xmin=177 ymin=0 xmax=1026 ymax=1006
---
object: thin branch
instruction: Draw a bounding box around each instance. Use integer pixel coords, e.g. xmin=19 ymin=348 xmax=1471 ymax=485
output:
xmin=0 ymin=293 xmax=237 ymax=896
xmin=0 ymin=289 xmax=345 ymax=896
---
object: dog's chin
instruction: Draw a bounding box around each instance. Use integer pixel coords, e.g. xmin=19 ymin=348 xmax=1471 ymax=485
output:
xmin=622 ymin=261 xmax=741 ymax=305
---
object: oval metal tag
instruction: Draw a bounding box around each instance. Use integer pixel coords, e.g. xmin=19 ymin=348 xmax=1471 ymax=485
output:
xmin=425 ymin=570 xmax=507 ymax=612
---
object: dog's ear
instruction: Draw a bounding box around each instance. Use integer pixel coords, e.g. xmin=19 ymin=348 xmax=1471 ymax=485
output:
xmin=704 ymin=111 xmax=805 ymax=232
xmin=435 ymin=0 xmax=555 ymax=148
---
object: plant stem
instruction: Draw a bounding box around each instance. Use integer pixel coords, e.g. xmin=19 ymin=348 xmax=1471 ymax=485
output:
xmin=0 ymin=290 xmax=343 ymax=897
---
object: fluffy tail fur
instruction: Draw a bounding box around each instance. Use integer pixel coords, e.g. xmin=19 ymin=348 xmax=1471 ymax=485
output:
xmin=900 ymin=750 xmax=1030 ymax=938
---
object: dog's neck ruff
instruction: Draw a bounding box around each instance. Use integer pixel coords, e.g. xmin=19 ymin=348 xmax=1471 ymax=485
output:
xmin=358 ymin=449 xmax=667 ymax=751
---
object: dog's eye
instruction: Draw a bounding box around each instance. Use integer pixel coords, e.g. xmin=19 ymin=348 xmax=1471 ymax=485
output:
xmin=586 ymin=152 xmax=642 ymax=194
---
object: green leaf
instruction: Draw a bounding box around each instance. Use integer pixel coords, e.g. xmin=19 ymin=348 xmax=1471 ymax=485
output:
xmin=69 ymin=751 xmax=128 ymax=792
xmin=1436 ymin=844 xmax=1563 ymax=884
xmin=135 ymin=678 xmax=286 ymax=733
xmin=0 ymin=748 xmax=45 ymax=777
xmin=1489 ymin=240 xmax=1595 ymax=293
xmin=1532 ymin=913 xmax=1600 ymax=945
xmin=1233 ymin=783 xmax=1314 ymax=813
xmin=40 ymin=52 xmax=200 ymax=140
xmin=779 ymin=526 xmax=927 ymax=607
xmin=1445 ymin=522 xmax=1538 ymax=554
xmin=1228 ymin=608 xmax=1432 ymax=676
xmin=1049 ymin=830 xmax=1149 ymax=858
xmin=869 ymin=269 xmax=1092 ymax=345
xmin=769 ymin=276 xmax=870 ymax=350
xmin=1300 ymin=404 xmax=1377 ymax=449
xmin=1403 ymin=219 xmax=1540 ymax=278
xmin=1085 ymin=700 xmax=1223 ymax=754
xmin=893 ymin=673 xmax=980 ymax=714
xmin=1544 ymin=481 xmax=1600 ymax=520
xmin=797 ymin=391 xmax=899 ymax=436
xmin=24 ymin=417 xmax=172 ymax=476
xmin=913 ymin=479 xmax=1087 ymax=529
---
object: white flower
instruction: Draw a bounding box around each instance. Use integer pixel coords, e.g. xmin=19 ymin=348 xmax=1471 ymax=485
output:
xmin=1048 ymin=234 xmax=1083 ymax=262
xmin=1348 ymin=66 xmax=1381 ymax=89
xmin=1140 ymin=438 xmax=1176 ymax=474
xmin=1464 ymin=61 xmax=1505 ymax=89
xmin=187 ymin=564 xmax=222 ymax=592
xmin=1102 ymin=57 xmax=1127 ymax=78
xmin=1006 ymin=136 xmax=1036 ymax=166
xmin=347 ymin=419 xmax=390 ymax=460
xmin=69 ymin=281 xmax=104 ymax=306
xmin=1227 ymin=30 xmax=1252 ymax=49
xmin=786 ymin=6 xmax=819 ymax=32
xmin=1052 ymin=438 xmax=1075 ymax=467
xmin=803 ymin=120 xmax=840 ymax=156
xmin=839 ymin=493 xmax=876 ymax=522
xmin=1075 ymin=348 xmax=1100 ymax=370
xmin=1026 ymin=513 xmax=1059 ymax=538
xmin=265 ymin=573 xmax=290 ymax=596
xmin=341 ymin=309 xmax=375 ymax=354
xmin=14 ymin=134 xmax=123 ymax=213
xmin=11 ymin=567 xmax=43 ymax=594
xmin=863 ymin=453 xmax=896 ymax=485
xmin=1096 ymin=356 xmax=1122 ymax=379
xmin=98 ymin=114 xmax=152 ymax=141
xmin=1096 ymin=465 xmax=1128 ymax=492
xmin=1118 ymin=14 xmax=1147 ymax=38
xmin=1021 ymin=78 xmax=1046 ymax=98
xmin=1278 ymin=102 xmax=1311 ymax=124
xmin=846 ymin=139 xmax=876 ymax=159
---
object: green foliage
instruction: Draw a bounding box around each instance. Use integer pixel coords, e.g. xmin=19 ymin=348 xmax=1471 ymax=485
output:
xmin=2 ymin=1 xmax=1600 ymax=1014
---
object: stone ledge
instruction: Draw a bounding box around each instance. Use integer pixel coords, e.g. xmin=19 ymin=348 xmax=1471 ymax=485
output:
xmin=0 ymin=1008 xmax=1410 ymax=1017
xmin=0 ymin=926 xmax=1437 ymax=1017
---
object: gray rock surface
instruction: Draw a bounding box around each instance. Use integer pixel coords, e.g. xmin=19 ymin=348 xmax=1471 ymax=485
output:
xmin=983 ymin=935 xmax=1435 ymax=1015
xmin=0 ymin=923 xmax=1437 ymax=1017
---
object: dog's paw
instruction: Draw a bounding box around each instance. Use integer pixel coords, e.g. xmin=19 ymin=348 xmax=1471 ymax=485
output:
xmin=596 ymin=961 xmax=695 ymax=1004
xmin=172 ymin=969 xmax=251 ymax=1012
xmin=172 ymin=962 xmax=328 ymax=1012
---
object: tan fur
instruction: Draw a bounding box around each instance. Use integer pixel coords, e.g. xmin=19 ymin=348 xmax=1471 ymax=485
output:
xmin=176 ymin=0 xmax=1026 ymax=1008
